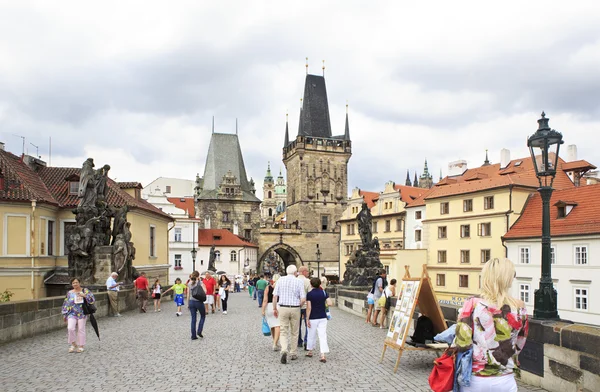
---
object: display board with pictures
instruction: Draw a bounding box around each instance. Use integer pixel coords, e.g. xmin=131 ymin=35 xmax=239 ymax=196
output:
xmin=380 ymin=264 xmax=448 ymax=373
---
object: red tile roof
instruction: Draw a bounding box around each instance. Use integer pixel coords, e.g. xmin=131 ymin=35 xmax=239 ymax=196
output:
xmin=503 ymin=184 xmax=600 ymax=239
xmin=0 ymin=150 xmax=58 ymax=205
xmin=167 ymin=197 xmax=196 ymax=218
xmin=197 ymin=229 xmax=257 ymax=247
xmin=394 ymin=184 xmax=427 ymax=204
xmin=359 ymin=190 xmax=379 ymax=209
xmin=405 ymin=187 xmax=435 ymax=207
xmin=425 ymin=154 xmax=575 ymax=200
xmin=561 ymin=160 xmax=596 ymax=172
xmin=118 ymin=182 xmax=143 ymax=189
xmin=37 ymin=166 xmax=172 ymax=220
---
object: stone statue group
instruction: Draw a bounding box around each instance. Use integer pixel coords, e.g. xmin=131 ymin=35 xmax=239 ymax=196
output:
xmin=67 ymin=158 xmax=136 ymax=284
xmin=343 ymin=202 xmax=383 ymax=286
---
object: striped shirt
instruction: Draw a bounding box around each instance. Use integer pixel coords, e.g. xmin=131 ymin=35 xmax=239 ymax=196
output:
xmin=273 ymin=274 xmax=305 ymax=306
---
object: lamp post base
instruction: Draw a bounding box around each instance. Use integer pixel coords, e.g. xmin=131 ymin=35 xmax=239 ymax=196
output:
xmin=533 ymin=280 xmax=559 ymax=320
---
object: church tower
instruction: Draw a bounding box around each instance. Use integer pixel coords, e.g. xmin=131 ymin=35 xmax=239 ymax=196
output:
xmin=418 ymin=159 xmax=434 ymax=189
xmin=283 ymin=73 xmax=352 ymax=232
xmin=261 ymin=162 xmax=276 ymax=222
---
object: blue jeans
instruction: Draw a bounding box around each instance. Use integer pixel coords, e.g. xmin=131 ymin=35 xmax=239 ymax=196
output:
xmin=189 ymin=300 xmax=206 ymax=339
xmin=298 ymin=308 xmax=308 ymax=346
xmin=257 ymin=289 xmax=265 ymax=307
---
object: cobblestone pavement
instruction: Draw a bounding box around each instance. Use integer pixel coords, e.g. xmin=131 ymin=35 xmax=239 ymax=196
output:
xmin=1 ymin=293 xmax=546 ymax=392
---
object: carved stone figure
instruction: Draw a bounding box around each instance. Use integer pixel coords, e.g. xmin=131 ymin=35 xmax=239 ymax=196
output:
xmin=357 ymin=202 xmax=373 ymax=249
xmin=208 ymin=245 xmax=217 ymax=272
xmin=78 ymin=158 xmax=97 ymax=209
xmin=95 ymin=164 xmax=111 ymax=203
xmin=111 ymin=205 xmax=129 ymax=245
xmin=113 ymin=234 xmax=128 ymax=273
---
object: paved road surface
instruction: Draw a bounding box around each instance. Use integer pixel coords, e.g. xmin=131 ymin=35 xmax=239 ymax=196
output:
xmin=0 ymin=292 xmax=547 ymax=391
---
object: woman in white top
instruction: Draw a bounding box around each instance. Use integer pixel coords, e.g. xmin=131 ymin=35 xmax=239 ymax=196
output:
xmin=379 ymin=279 xmax=396 ymax=328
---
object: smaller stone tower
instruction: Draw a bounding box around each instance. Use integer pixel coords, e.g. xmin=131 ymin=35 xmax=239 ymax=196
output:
xmin=261 ymin=162 xmax=276 ymax=223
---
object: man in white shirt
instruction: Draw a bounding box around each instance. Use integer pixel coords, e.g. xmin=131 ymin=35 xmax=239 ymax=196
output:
xmin=106 ymin=272 xmax=122 ymax=317
xmin=273 ymin=264 xmax=306 ymax=364
xmin=296 ymin=266 xmax=312 ymax=350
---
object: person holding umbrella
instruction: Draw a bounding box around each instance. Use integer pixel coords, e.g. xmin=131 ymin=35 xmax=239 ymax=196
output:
xmin=61 ymin=277 xmax=96 ymax=353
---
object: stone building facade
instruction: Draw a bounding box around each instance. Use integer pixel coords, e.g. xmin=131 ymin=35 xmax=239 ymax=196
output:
xmin=258 ymin=73 xmax=351 ymax=279
xmin=195 ymin=132 xmax=261 ymax=243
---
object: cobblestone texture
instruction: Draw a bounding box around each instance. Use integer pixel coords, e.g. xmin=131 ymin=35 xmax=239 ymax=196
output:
xmin=0 ymin=293 xmax=547 ymax=392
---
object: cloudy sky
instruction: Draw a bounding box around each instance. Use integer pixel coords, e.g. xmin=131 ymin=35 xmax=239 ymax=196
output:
xmin=1 ymin=1 xmax=599 ymax=196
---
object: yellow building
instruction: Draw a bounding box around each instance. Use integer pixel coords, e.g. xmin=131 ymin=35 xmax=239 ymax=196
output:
xmin=0 ymin=149 xmax=172 ymax=301
xmin=338 ymin=183 xmax=424 ymax=281
xmin=423 ymin=154 xmax=575 ymax=304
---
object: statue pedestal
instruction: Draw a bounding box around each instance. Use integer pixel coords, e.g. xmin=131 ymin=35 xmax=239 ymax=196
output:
xmin=343 ymin=248 xmax=383 ymax=287
xmin=93 ymin=245 xmax=114 ymax=284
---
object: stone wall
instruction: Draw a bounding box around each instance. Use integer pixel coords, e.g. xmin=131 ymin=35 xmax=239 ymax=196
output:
xmin=0 ymin=288 xmax=171 ymax=345
xmin=335 ymin=286 xmax=600 ymax=392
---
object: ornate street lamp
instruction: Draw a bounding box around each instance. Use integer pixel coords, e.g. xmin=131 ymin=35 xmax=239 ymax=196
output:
xmin=527 ymin=111 xmax=563 ymax=320
xmin=316 ymin=244 xmax=322 ymax=279
xmin=190 ymin=221 xmax=197 ymax=272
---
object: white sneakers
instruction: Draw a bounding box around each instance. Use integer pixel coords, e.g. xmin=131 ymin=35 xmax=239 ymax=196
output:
xmin=223 ymin=311 xmax=227 ymax=315
xmin=176 ymin=312 xmax=182 ymax=316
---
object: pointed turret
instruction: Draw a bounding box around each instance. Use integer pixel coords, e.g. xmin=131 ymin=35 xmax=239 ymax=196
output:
xmin=413 ymin=172 xmax=419 ymax=188
xmin=423 ymin=159 xmax=430 ymax=176
xmin=405 ymin=170 xmax=412 ymax=186
xmin=284 ymin=116 xmax=290 ymax=147
xmin=439 ymin=169 xmax=443 ymax=181
xmin=344 ymin=104 xmax=350 ymax=140
xmin=483 ymin=149 xmax=490 ymax=166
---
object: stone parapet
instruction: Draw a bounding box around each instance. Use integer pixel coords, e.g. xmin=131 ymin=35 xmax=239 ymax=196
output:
xmin=334 ymin=286 xmax=600 ymax=392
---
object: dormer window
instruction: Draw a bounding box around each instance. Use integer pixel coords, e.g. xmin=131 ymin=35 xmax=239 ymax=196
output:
xmin=213 ymin=236 xmax=221 ymax=241
xmin=554 ymin=200 xmax=577 ymax=219
xmin=69 ymin=182 xmax=79 ymax=195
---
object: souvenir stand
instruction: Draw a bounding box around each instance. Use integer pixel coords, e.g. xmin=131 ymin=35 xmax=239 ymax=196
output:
xmin=380 ymin=264 xmax=448 ymax=373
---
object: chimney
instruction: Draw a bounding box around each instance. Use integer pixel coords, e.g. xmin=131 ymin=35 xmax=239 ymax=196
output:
xmin=448 ymin=160 xmax=468 ymax=177
xmin=500 ymin=148 xmax=511 ymax=169
xmin=0 ymin=142 xmax=4 ymax=151
xmin=566 ymin=145 xmax=577 ymax=162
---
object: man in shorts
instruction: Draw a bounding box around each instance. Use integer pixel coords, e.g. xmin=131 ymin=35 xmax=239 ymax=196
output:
xmin=203 ymin=272 xmax=217 ymax=314
xmin=371 ymin=269 xmax=387 ymax=327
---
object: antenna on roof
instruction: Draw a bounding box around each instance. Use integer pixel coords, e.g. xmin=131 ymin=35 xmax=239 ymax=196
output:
xmin=322 ymin=60 xmax=325 ymax=76
xmin=346 ymin=100 xmax=349 ymax=113
xmin=305 ymin=57 xmax=308 ymax=74
xmin=12 ymin=134 xmax=25 ymax=155
xmin=30 ymin=143 xmax=40 ymax=158
xmin=236 ymin=118 xmax=238 ymax=135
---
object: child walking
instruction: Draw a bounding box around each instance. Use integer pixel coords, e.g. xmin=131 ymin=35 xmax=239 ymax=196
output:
xmin=152 ymin=279 xmax=162 ymax=312
xmin=163 ymin=278 xmax=187 ymax=316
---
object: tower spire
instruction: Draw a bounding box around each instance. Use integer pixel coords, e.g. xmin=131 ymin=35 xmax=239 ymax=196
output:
xmin=344 ymin=102 xmax=350 ymax=140
xmin=405 ymin=170 xmax=412 ymax=186
xmin=439 ymin=169 xmax=443 ymax=181
xmin=305 ymin=57 xmax=308 ymax=75
xmin=483 ymin=149 xmax=490 ymax=166
xmin=322 ymin=59 xmax=325 ymax=76
xmin=284 ymin=113 xmax=290 ymax=147
xmin=413 ymin=172 xmax=419 ymax=188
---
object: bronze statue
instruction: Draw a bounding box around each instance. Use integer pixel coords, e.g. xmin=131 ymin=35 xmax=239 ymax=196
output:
xmin=357 ymin=202 xmax=373 ymax=249
xmin=208 ymin=245 xmax=217 ymax=272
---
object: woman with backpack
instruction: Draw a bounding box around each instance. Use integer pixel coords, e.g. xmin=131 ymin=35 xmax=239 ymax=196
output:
xmin=187 ymin=271 xmax=207 ymax=340
xmin=455 ymin=258 xmax=528 ymax=391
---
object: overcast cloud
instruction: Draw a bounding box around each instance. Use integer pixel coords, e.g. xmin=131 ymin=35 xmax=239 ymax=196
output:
xmin=1 ymin=1 xmax=599 ymax=195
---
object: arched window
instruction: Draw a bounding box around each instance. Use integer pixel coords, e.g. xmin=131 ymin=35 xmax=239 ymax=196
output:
xmin=215 ymin=251 xmax=221 ymax=261
xmin=230 ymin=251 xmax=237 ymax=262
xmin=268 ymin=191 xmax=272 ymax=198
xmin=268 ymin=208 xmax=273 ymax=216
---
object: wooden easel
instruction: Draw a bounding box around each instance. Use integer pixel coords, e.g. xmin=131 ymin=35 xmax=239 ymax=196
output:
xmin=380 ymin=264 xmax=448 ymax=373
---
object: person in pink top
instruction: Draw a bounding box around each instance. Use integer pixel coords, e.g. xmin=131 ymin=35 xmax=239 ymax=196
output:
xmin=455 ymin=258 xmax=529 ymax=392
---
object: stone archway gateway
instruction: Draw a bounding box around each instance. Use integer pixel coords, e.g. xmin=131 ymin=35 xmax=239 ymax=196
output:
xmin=258 ymin=243 xmax=303 ymax=274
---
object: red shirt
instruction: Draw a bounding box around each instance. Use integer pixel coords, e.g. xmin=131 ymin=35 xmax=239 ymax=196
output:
xmin=203 ymin=277 xmax=216 ymax=295
xmin=134 ymin=276 xmax=148 ymax=290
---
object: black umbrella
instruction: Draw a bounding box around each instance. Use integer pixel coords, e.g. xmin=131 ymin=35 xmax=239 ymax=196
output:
xmin=82 ymin=298 xmax=100 ymax=340
xmin=216 ymin=270 xmax=227 ymax=275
